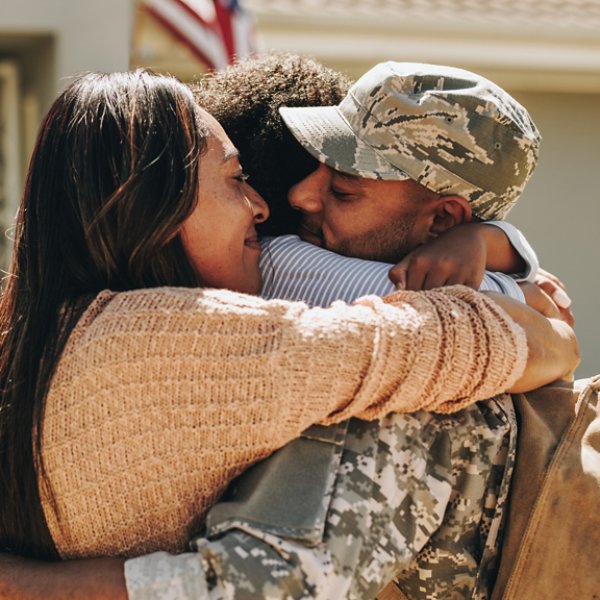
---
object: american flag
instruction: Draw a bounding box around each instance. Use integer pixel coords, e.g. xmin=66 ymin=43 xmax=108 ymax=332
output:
xmin=143 ymin=0 xmax=258 ymax=70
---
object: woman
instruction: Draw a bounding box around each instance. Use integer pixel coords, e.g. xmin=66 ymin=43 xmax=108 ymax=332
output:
xmin=0 ymin=70 xmax=574 ymax=563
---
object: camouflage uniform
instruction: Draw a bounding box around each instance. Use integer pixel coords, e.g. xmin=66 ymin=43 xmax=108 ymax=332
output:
xmin=125 ymin=397 xmax=516 ymax=599
xmin=280 ymin=62 xmax=541 ymax=221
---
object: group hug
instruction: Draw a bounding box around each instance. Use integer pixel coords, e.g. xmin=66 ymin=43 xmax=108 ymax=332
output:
xmin=0 ymin=53 xmax=597 ymax=599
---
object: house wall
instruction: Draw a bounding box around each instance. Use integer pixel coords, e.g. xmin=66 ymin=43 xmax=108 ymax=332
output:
xmin=509 ymin=90 xmax=600 ymax=378
xmin=0 ymin=0 xmax=134 ymax=111
xmin=0 ymin=0 xmax=135 ymax=263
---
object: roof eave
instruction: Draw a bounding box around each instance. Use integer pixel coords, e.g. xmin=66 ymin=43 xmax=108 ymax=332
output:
xmin=251 ymin=12 xmax=600 ymax=93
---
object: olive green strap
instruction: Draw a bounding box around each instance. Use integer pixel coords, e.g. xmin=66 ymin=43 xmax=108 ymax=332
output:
xmin=200 ymin=421 xmax=349 ymax=547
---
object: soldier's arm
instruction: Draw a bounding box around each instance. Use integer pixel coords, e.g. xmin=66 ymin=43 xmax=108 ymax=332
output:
xmin=127 ymin=410 xmax=501 ymax=599
xmin=0 ymin=413 xmax=475 ymax=600
xmin=0 ymin=554 xmax=127 ymax=600
xmin=2 ymin=401 xmax=515 ymax=600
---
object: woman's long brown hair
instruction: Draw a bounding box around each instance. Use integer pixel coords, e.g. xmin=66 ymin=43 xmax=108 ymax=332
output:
xmin=0 ymin=70 xmax=207 ymax=558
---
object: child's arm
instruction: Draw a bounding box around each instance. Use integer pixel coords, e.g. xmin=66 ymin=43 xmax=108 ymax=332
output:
xmin=388 ymin=221 xmax=537 ymax=291
xmin=486 ymin=221 xmax=539 ymax=281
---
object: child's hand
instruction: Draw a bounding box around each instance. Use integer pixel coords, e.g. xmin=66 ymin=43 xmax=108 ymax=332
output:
xmin=388 ymin=224 xmax=487 ymax=291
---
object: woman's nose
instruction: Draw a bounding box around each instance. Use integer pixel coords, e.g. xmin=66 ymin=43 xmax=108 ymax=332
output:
xmin=247 ymin=185 xmax=270 ymax=224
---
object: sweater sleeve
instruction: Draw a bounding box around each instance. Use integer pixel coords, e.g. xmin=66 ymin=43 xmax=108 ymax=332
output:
xmin=150 ymin=284 xmax=526 ymax=427
xmin=290 ymin=284 xmax=527 ymax=423
xmin=41 ymin=285 xmax=526 ymax=559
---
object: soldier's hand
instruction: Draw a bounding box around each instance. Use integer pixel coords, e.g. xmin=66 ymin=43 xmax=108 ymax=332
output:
xmin=519 ymin=281 xmax=561 ymax=320
xmin=0 ymin=554 xmax=127 ymax=600
xmin=534 ymin=268 xmax=575 ymax=326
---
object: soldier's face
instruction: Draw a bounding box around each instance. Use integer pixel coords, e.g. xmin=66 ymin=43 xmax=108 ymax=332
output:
xmin=288 ymin=164 xmax=439 ymax=263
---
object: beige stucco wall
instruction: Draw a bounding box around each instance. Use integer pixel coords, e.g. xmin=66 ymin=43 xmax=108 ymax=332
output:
xmin=0 ymin=0 xmax=135 ymax=264
xmin=509 ymin=90 xmax=600 ymax=378
xmin=0 ymin=0 xmax=135 ymax=184
xmin=0 ymin=0 xmax=134 ymax=110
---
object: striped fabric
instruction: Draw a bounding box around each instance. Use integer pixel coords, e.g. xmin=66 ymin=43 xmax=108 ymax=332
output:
xmin=260 ymin=234 xmax=531 ymax=308
xmin=143 ymin=0 xmax=258 ymax=70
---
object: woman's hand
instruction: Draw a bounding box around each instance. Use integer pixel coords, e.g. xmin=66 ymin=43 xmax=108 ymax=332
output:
xmin=484 ymin=291 xmax=579 ymax=392
xmin=519 ymin=281 xmax=561 ymax=320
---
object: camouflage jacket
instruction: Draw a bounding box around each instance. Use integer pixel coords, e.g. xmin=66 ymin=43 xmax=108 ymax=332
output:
xmin=125 ymin=397 xmax=516 ymax=600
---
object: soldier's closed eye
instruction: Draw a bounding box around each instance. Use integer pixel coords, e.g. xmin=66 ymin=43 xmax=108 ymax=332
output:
xmin=329 ymin=184 xmax=355 ymax=201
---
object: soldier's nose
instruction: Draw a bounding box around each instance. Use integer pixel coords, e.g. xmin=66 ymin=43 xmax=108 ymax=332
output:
xmin=288 ymin=164 xmax=329 ymax=214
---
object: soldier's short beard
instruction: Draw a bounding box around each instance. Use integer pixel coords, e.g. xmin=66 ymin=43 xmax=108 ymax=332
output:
xmin=328 ymin=214 xmax=418 ymax=264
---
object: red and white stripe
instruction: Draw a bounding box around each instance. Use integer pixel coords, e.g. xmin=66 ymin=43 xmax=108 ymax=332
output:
xmin=143 ymin=0 xmax=258 ymax=70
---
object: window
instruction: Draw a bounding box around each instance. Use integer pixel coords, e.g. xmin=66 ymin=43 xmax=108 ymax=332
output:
xmin=0 ymin=60 xmax=21 ymax=268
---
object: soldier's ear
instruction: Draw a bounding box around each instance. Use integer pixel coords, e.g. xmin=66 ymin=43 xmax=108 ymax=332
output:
xmin=428 ymin=195 xmax=472 ymax=236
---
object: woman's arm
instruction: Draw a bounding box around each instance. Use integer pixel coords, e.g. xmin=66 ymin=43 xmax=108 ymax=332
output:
xmin=39 ymin=286 xmax=563 ymax=560
xmin=3 ymin=291 xmax=577 ymax=598
xmin=483 ymin=291 xmax=579 ymax=393
xmin=531 ymin=267 xmax=575 ymax=326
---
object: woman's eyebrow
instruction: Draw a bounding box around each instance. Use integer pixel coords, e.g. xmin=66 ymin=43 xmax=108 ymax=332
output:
xmin=223 ymin=147 xmax=240 ymax=163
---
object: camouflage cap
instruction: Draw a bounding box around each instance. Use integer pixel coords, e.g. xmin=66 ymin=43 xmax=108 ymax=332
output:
xmin=279 ymin=62 xmax=541 ymax=220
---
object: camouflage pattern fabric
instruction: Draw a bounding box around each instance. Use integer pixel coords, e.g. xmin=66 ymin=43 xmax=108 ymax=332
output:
xmin=125 ymin=396 xmax=516 ymax=599
xmin=280 ymin=62 xmax=541 ymax=221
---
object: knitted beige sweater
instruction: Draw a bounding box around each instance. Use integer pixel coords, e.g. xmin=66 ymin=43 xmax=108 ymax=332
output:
xmin=40 ymin=285 xmax=526 ymax=559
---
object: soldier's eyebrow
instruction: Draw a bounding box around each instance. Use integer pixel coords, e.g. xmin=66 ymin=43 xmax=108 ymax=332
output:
xmin=333 ymin=171 xmax=363 ymax=187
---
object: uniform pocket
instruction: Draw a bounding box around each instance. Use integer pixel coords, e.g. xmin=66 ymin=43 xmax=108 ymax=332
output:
xmin=198 ymin=421 xmax=349 ymax=547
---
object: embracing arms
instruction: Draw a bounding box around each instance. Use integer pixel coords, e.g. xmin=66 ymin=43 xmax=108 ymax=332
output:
xmin=0 ymin=284 xmax=578 ymax=598
xmin=388 ymin=221 xmax=537 ymax=291
xmin=481 ymin=291 xmax=578 ymax=393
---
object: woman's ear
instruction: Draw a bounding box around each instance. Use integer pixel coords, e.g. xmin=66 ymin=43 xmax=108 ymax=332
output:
xmin=428 ymin=196 xmax=472 ymax=237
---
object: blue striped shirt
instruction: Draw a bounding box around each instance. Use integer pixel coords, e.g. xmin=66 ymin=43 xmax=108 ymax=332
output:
xmin=260 ymin=225 xmax=536 ymax=307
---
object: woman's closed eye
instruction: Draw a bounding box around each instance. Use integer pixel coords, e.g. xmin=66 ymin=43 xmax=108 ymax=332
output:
xmin=234 ymin=171 xmax=250 ymax=183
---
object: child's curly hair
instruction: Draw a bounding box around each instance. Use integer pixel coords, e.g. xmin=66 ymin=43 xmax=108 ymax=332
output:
xmin=193 ymin=52 xmax=352 ymax=236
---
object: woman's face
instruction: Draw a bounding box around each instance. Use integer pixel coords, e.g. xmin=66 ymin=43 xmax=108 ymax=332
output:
xmin=181 ymin=111 xmax=269 ymax=295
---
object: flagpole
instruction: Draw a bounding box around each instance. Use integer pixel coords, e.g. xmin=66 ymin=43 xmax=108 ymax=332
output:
xmin=130 ymin=0 xmax=145 ymax=69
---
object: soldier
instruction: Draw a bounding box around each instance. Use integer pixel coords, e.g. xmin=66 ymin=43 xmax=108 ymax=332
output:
xmin=120 ymin=59 xmax=595 ymax=600
xmin=261 ymin=61 xmax=542 ymax=307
